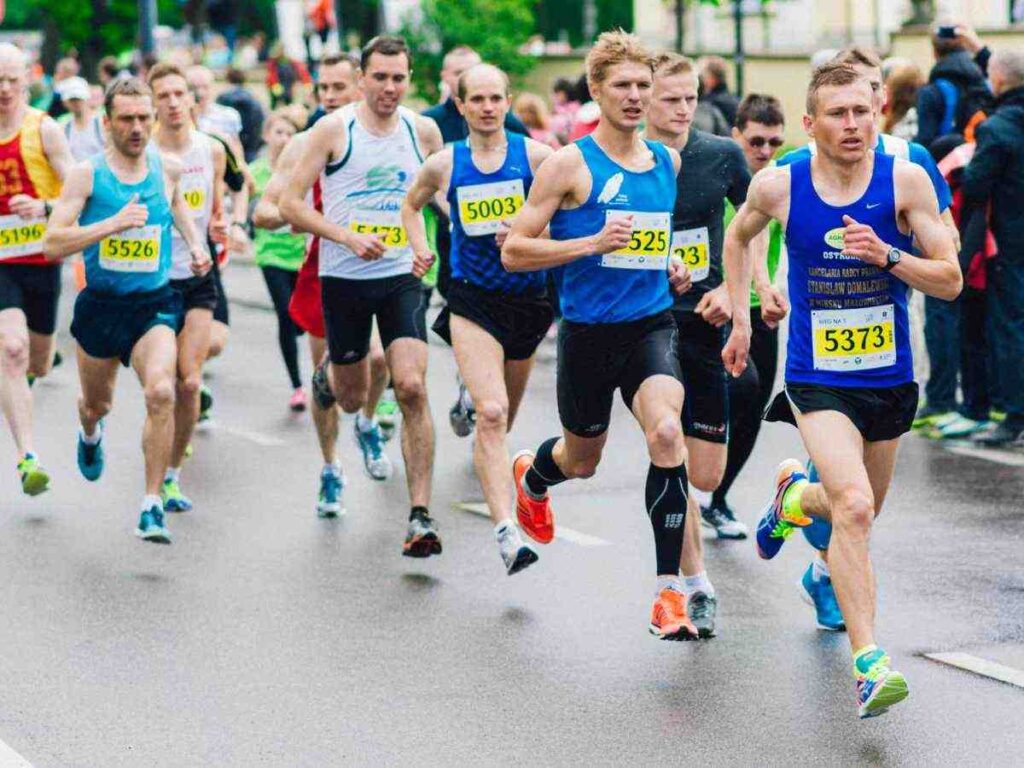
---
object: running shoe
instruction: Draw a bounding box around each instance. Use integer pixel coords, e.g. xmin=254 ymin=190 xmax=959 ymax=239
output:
xmin=496 ymin=522 xmax=539 ymax=576
xmin=375 ymin=390 xmax=399 ymax=442
xmin=289 ymin=387 xmax=308 ymax=413
xmin=755 ymin=459 xmax=811 ymax=560
xmin=317 ymin=466 xmax=345 ymax=518
xmin=856 ymin=651 xmax=909 ymax=719
xmin=161 ymin=478 xmax=194 ymax=513
xmin=449 ymin=382 xmax=476 ymax=438
xmin=197 ymin=384 xmax=214 ymax=428
xmin=136 ymin=504 xmax=172 ymax=544
xmin=700 ymin=501 xmax=749 ymax=540
xmin=972 ymin=419 xmax=1024 ymax=447
xmin=18 ymin=453 xmax=50 ymax=496
xmin=77 ymin=427 xmax=105 ymax=481
xmin=403 ymin=509 xmax=442 ymax=558
xmin=799 ymin=562 xmax=846 ymax=631
xmin=649 ymin=587 xmax=699 ymax=641
xmin=919 ymin=411 xmax=960 ymax=439
xmin=354 ymin=420 xmax=393 ymax=481
xmin=311 ymin=359 xmax=336 ymax=410
xmin=911 ymin=405 xmax=953 ymax=431
xmin=512 ymin=449 xmax=555 ymax=544
xmin=687 ymin=591 xmax=717 ymax=639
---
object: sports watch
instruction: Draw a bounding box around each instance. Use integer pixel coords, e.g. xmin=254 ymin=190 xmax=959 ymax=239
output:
xmin=882 ymin=247 xmax=902 ymax=272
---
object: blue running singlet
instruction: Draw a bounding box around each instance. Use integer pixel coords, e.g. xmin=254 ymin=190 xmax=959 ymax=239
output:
xmin=447 ymin=131 xmax=543 ymax=295
xmin=784 ymin=152 xmax=915 ymax=388
xmin=549 ymin=135 xmax=676 ymax=324
xmin=80 ymin=146 xmax=173 ymax=295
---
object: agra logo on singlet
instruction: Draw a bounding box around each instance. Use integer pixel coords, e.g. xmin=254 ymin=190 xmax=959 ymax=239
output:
xmin=824 ymin=227 xmax=846 ymax=250
xmin=365 ymin=165 xmax=408 ymax=191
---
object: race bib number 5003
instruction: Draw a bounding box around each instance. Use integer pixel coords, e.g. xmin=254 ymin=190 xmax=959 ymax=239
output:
xmin=0 ymin=214 xmax=46 ymax=260
xmin=99 ymin=225 xmax=161 ymax=273
xmin=456 ymin=179 xmax=524 ymax=237
xmin=811 ymin=304 xmax=896 ymax=372
xmin=601 ymin=210 xmax=670 ymax=270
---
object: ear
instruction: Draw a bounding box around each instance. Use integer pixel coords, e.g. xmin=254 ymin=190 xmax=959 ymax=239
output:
xmin=453 ymin=96 xmax=466 ymax=117
xmin=802 ymin=113 xmax=814 ymax=139
xmin=731 ymin=126 xmax=741 ymax=141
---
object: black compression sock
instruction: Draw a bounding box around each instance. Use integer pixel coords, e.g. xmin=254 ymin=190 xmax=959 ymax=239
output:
xmin=524 ymin=437 xmax=567 ymax=497
xmin=410 ymin=505 xmax=430 ymax=521
xmin=646 ymin=462 xmax=688 ymax=575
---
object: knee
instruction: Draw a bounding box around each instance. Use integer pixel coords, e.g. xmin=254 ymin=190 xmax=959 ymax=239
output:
xmin=369 ymin=349 xmax=388 ymax=382
xmin=475 ymin=399 xmax=508 ymax=434
xmin=645 ymin=415 xmax=684 ymax=458
xmin=144 ymin=378 xmax=176 ymax=414
xmin=176 ymin=372 xmax=202 ymax=399
xmin=0 ymin=335 xmax=29 ymax=371
xmin=832 ymin=487 xmax=875 ymax=536
xmin=689 ymin=463 xmax=724 ymax=493
xmin=80 ymin=396 xmax=111 ymax=422
xmin=564 ymin=456 xmax=599 ymax=479
xmin=394 ymin=376 xmax=427 ymax=412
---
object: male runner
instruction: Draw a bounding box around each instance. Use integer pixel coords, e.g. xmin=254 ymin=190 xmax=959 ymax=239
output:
xmin=280 ymin=36 xmax=445 ymax=556
xmin=502 ymin=31 xmax=694 ymax=638
xmin=43 ymin=76 xmax=210 ymax=543
xmin=401 ymin=63 xmax=554 ymax=575
xmin=645 ymin=52 xmax=751 ymax=638
xmin=253 ymin=52 xmax=393 ymax=515
xmin=150 ymin=62 xmax=226 ymax=512
xmin=722 ymin=63 xmax=960 ymax=717
xmin=0 ymin=43 xmax=73 ymax=496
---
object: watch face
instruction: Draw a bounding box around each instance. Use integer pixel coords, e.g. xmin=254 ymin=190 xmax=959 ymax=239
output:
xmin=889 ymin=249 xmax=901 ymax=264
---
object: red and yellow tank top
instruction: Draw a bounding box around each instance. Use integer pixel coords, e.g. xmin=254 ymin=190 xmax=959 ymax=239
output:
xmin=0 ymin=108 xmax=62 ymax=265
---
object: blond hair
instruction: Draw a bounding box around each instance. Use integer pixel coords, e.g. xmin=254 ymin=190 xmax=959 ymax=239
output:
xmin=653 ymin=52 xmax=696 ymax=80
xmin=806 ymin=63 xmax=864 ymax=114
xmin=585 ymin=30 xmax=654 ymax=88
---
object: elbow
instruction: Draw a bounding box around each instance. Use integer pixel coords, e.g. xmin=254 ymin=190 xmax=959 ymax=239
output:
xmin=500 ymin=240 xmax=523 ymax=272
xmin=944 ymin=269 xmax=964 ymax=301
xmin=41 ymin=236 xmax=63 ymax=262
xmin=278 ymin=196 xmax=297 ymax=225
xmin=251 ymin=205 xmax=272 ymax=230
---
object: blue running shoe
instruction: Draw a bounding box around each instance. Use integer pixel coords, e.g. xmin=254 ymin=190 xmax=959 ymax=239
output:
xmin=354 ymin=420 xmax=393 ymax=481
xmin=856 ymin=651 xmax=909 ymax=719
xmin=317 ymin=466 xmax=345 ymax=518
xmin=136 ymin=504 xmax=172 ymax=544
xmin=77 ymin=426 xmax=105 ymax=482
xmin=161 ymin=478 xmax=194 ymax=513
xmin=755 ymin=459 xmax=811 ymax=560
xmin=800 ymin=563 xmax=846 ymax=631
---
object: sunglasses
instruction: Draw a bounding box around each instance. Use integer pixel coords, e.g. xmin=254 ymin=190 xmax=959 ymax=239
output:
xmin=745 ymin=136 xmax=785 ymax=148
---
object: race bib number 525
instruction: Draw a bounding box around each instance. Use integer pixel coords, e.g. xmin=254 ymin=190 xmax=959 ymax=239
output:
xmin=601 ymin=210 xmax=670 ymax=270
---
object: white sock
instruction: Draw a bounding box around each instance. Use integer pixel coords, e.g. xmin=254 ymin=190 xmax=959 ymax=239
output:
xmin=81 ymin=423 xmax=103 ymax=445
xmin=356 ymin=412 xmax=376 ymax=432
xmin=323 ymin=461 xmax=340 ymax=475
xmin=494 ymin=519 xmax=513 ymax=538
xmin=656 ymin=574 xmax=683 ymax=595
xmin=689 ymin=487 xmax=712 ymax=507
xmin=683 ymin=571 xmax=715 ymax=596
xmin=812 ymin=555 xmax=830 ymax=581
xmin=141 ymin=494 xmax=162 ymax=512
xmin=164 ymin=466 xmax=181 ymax=483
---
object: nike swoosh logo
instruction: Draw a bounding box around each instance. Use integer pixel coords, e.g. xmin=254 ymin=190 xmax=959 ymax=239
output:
xmin=866 ymin=203 xmax=881 ymax=209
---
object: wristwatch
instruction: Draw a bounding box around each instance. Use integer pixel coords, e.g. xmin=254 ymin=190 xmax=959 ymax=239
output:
xmin=882 ymin=247 xmax=902 ymax=272
xmin=43 ymin=201 xmax=52 ymax=217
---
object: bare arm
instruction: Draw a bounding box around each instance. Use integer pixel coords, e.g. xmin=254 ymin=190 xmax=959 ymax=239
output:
xmin=8 ymin=117 xmax=74 ymax=219
xmin=415 ymin=115 xmax=444 ymax=158
xmin=402 ymin=150 xmax=449 ymax=278
xmin=165 ymin=155 xmax=211 ymax=275
xmin=252 ymin=134 xmax=305 ymax=230
xmin=222 ymin=141 xmax=251 ymax=256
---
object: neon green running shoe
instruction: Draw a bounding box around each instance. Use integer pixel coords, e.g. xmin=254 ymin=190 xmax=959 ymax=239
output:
xmin=856 ymin=649 xmax=909 ymax=719
xmin=18 ymin=453 xmax=50 ymax=496
xmin=161 ymin=477 xmax=194 ymax=513
xmin=375 ymin=390 xmax=399 ymax=443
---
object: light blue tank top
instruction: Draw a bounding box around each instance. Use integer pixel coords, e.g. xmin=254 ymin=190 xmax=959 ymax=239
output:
xmin=80 ymin=146 xmax=173 ymax=294
xmin=549 ymin=135 xmax=676 ymax=324
xmin=784 ymin=152 xmax=915 ymax=388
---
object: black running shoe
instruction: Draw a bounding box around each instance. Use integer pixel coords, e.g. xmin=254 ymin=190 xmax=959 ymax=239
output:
xmin=403 ymin=510 xmax=442 ymax=558
xmin=687 ymin=591 xmax=718 ymax=639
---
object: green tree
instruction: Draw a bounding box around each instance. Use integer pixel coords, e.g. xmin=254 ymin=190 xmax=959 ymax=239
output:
xmin=402 ymin=0 xmax=536 ymax=104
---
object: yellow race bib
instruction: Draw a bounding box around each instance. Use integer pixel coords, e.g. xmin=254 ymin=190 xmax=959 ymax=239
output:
xmin=347 ymin=209 xmax=408 ymax=256
xmin=0 ymin=215 xmax=46 ymax=260
xmin=670 ymin=226 xmax=710 ymax=282
xmin=602 ymin=210 xmax=670 ymax=270
xmin=99 ymin=225 xmax=161 ymax=273
xmin=456 ymin=179 xmax=525 ymax=237
xmin=812 ymin=305 xmax=896 ymax=372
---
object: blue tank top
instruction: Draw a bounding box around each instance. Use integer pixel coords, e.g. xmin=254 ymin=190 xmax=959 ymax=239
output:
xmin=784 ymin=152 xmax=915 ymax=388
xmin=81 ymin=146 xmax=173 ymax=295
xmin=447 ymin=132 xmax=542 ymax=295
xmin=549 ymin=135 xmax=676 ymax=324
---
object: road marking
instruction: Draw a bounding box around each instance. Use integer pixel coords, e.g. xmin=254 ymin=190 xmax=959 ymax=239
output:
xmin=924 ymin=652 xmax=1024 ymax=688
xmin=453 ymin=502 xmax=611 ymax=547
xmin=0 ymin=738 xmax=34 ymax=767
xmin=943 ymin=444 xmax=1024 ymax=467
xmin=217 ymin=425 xmax=287 ymax=447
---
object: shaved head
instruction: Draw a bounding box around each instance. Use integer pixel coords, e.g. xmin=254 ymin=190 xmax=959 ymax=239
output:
xmin=457 ymin=63 xmax=509 ymax=101
xmin=0 ymin=43 xmax=28 ymax=70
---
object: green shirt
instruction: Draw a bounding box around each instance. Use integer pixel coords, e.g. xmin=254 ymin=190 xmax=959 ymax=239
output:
xmin=251 ymin=158 xmax=307 ymax=271
xmin=723 ymin=199 xmax=782 ymax=309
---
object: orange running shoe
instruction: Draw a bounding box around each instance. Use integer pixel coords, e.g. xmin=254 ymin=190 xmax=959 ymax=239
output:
xmin=649 ymin=587 xmax=699 ymax=641
xmin=512 ymin=449 xmax=555 ymax=544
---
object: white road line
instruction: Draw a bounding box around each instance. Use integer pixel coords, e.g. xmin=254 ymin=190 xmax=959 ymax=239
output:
xmin=0 ymin=738 xmax=34 ymax=767
xmin=925 ymin=652 xmax=1024 ymax=689
xmin=453 ymin=502 xmax=611 ymax=547
xmin=943 ymin=444 xmax=1024 ymax=467
xmin=216 ymin=425 xmax=287 ymax=447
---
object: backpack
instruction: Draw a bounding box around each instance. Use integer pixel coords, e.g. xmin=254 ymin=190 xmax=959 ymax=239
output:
xmin=933 ymin=77 xmax=993 ymax=142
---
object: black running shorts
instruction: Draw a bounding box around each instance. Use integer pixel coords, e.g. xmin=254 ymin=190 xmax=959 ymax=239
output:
xmin=764 ymin=381 xmax=919 ymax=442
xmin=0 ymin=263 xmax=62 ymax=335
xmin=673 ymin=310 xmax=729 ymax=444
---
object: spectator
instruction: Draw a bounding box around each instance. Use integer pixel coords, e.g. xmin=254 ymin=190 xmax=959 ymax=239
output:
xmin=59 ymin=77 xmax=104 ymax=161
xmin=962 ymin=49 xmax=1024 ymax=445
xmin=217 ymin=67 xmax=266 ymax=162
xmin=266 ymin=42 xmax=313 ymax=108
xmin=423 ymin=46 xmax=527 ymax=143
xmin=550 ymin=77 xmax=579 ymax=144
xmin=97 ymin=56 xmax=122 ymax=88
xmin=513 ymin=92 xmax=561 ymax=148
xmin=47 ymin=56 xmax=80 ymax=119
xmin=914 ymin=22 xmax=993 ymax=150
xmin=884 ymin=62 xmax=925 ymax=141
xmin=187 ymin=65 xmax=243 ymax=142
xmin=698 ymin=55 xmax=740 ymax=126
xmin=304 ymin=0 xmax=336 ymax=68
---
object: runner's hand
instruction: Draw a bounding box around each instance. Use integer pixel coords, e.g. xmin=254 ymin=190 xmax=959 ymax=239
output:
xmin=495 ymin=220 xmax=512 ymax=248
xmin=346 ymin=231 xmax=386 ymax=261
xmin=694 ymin=284 xmax=732 ymax=327
xmin=227 ymin=223 xmax=250 ymax=255
xmin=209 ymin=212 xmax=228 ymax=242
xmin=757 ymin=284 xmax=789 ymax=328
xmin=841 ymin=215 xmax=887 ymax=268
xmin=110 ymin=194 xmax=149 ymax=233
xmin=593 ymin=216 xmax=633 ymax=254
xmin=412 ymin=249 xmax=435 ymax=278
xmin=722 ymin=323 xmax=750 ymax=378
xmin=668 ymin=260 xmax=692 ymax=295
xmin=8 ymin=195 xmax=45 ymax=219
xmin=190 ymin=245 xmax=212 ymax=277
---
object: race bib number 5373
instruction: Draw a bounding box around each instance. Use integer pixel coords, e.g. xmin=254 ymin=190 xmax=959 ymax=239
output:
xmin=811 ymin=304 xmax=896 ymax=372
xmin=601 ymin=210 xmax=670 ymax=270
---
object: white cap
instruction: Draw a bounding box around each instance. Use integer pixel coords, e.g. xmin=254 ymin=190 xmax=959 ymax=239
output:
xmin=59 ymin=76 xmax=91 ymax=101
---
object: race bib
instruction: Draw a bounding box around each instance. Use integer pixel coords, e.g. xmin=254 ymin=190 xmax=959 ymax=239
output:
xmin=182 ymin=187 xmax=206 ymax=212
xmin=456 ymin=179 xmax=525 ymax=237
xmin=0 ymin=214 xmax=46 ymax=260
xmin=670 ymin=226 xmax=710 ymax=282
xmin=812 ymin=304 xmax=896 ymax=372
xmin=99 ymin=225 xmax=161 ymax=273
xmin=348 ymin=209 xmax=407 ymax=257
xmin=601 ymin=210 xmax=670 ymax=270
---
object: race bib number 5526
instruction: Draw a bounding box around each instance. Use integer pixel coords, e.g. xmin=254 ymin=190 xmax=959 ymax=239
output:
xmin=99 ymin=225 xmax=161 ymax=273
xmin=601 ymin=210 xmax=670 ymax=270
xmin=811 ymin=304 xmax=896 ymax=372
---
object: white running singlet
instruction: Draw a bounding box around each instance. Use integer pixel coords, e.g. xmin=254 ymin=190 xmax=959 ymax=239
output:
xmin=169 ymin=131 xmax=215 ymax=280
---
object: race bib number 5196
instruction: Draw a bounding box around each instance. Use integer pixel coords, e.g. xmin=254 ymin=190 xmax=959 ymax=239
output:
xmin=0 ymin=214 xmax=46 ymax=260
xmin=601 ymin=210 xmax=670 ymax=270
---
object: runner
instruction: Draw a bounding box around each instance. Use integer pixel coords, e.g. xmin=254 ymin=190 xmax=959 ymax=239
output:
xmin=280 ymin=36 xmax=444 ymax=555
xmin=502 ymin=31 xmax=694 ymax=637
xmin=721 ymin=63 xmax=960 ymax=716
xmin=43 ymin=76 xmax=211 ymax=543
xmin=149 ymin=62 xmax=226 ymax=512
xmin=401 ymin=63 xmax=554 ymax=574
xmin=252 ymin=52 xmax=393 ymax=515
xmin=645 ymin=52 xmax=751 ymax=637
xmin=0 ymin=43 xmax=73 ymax=497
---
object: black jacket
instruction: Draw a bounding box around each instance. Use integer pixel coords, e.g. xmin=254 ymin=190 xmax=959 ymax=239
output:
xmin=421 ymin=98 xmax=527 ymax=144
xmin=703 ymin=84 xmax=740 ymax=128
xmin=915 ymin=50 xmax=990 ymax=148
xmin=962 ymin=87 xmax=1024 ymax=257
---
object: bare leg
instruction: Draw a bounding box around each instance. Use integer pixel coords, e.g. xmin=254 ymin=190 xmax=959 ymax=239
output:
xmin=308 ymin=335 xmax=338 ymax=464
xmin=363 ymin=327 xmax=388 ymax=420
xmin=207 ymin=320 xmax=229 ymax=360
xmin=171 ymin=309 xmax=213 ymax=468
xmin=76 ymin=347 xmax=120 ymax=439
xmin=387 ymin=338 xmax=433 ymax=508
xmin=130 ymin=325 xmax=179 ymax=496
xmin=679 ymin=436 xmax=726 ymax=577
xmin=0 ymin=309 xmax=35 ymax=456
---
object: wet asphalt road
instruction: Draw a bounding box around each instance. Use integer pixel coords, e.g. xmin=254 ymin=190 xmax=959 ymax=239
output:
xmin=0 ymin=265 xmax=1022 ymax=767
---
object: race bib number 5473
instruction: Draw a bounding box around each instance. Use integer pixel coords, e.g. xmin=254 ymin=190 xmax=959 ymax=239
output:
xmin=601 ymin=210 xmax=670 ymax=270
